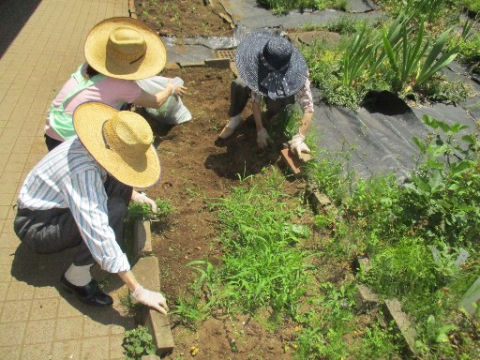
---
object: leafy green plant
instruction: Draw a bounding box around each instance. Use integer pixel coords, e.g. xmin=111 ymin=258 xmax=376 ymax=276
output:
xmin=451 ymin=20 xmax=480 ymax=73
xmin=123 ymin=326 xmax=157 ymax=360
xmin=340 ymin=25 xmax=376 ymax=87
xmin=126 ymin=198 xmax=173 ymax=223
xmin=325 ymin=16 xmax=364 ymax=35
xmin=356 ymin=322 xmax=400 ymax=359
xmin=464 ymin=0 xmax=480 ymax=14
xmin=405 ymin=115 xmax=480 ymax=243
xmin=382 ymin=17 xmax=458 ymax=94
xmin=257 ymin=0 xmax=346 ymax=14
xmin=214 ymin=172 xmax=314 ymax=314
xmin=417 ymin=75 xmax=470 ymax=104
xmin=174 ymin=168 xmax=315 ymax=320
xmin=377 ymin=0 xmax=450 ymax=22
xmin=362 ymin=237 xmax=439 ymax=299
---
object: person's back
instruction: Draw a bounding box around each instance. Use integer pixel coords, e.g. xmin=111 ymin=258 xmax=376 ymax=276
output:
xmin=44 ymin=63 xmax=142 ymax=142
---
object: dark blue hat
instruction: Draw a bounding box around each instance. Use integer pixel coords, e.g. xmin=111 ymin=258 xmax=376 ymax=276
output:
xmin=235 ymin=31 xmax=308 ymax=99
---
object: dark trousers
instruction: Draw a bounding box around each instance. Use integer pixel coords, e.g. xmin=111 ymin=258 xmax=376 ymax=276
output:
xmin=44 ymin=134 xmax=62 ymax=152
xmin=228 ymin=78 xmax=295 ymax=118
xmin=14 ymin=176 xmax=132 ymax=266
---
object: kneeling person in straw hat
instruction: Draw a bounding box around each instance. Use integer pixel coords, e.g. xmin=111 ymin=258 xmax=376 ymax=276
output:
xmin=44 ymin=17 xmax=187 ymax=152
xmin=219 ymin=32 xmax=314 ymax=156
xmin=14 ymin=102 xmax=167 ymax=313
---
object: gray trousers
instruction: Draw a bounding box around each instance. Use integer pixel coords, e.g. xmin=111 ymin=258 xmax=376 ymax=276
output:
xmin=13 ymin=176 xmax=132 ymax=266
xmin=228 ymin=78 xmax=295 ymax=118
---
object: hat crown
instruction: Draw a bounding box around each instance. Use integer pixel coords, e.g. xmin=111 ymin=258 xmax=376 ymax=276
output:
xmin=103 ymin=111 xmax=153 ymax=160
xmin=262 ymin=37 xmax=293 ymax=70
xmin=107 ymin=26 xmax=147 ymax=64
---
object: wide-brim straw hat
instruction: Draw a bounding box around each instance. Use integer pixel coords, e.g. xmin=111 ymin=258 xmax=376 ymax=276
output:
xmin=84 ymin=17 xmax=167 ymax=80
xmin=235 ymin=31 xmax=308 ymax=99
xmin=73 ymin=102 xmax=161 ymax=189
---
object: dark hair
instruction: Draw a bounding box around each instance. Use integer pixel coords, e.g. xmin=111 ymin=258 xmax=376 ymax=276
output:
xmin=85 ymin=64 xmax=100 ymax=78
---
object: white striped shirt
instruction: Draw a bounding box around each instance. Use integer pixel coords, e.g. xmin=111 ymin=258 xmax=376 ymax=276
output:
xmin=17 ymin=138 xmax=130 ymax=273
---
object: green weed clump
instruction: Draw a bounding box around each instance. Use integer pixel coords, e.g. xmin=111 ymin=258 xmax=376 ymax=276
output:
xmin=464 ymin=0 xmax=480 ymax=14
xmin=301 ymin=0 xmax=473 ymax=108
xmin=123 ymin=326 xmax=157 ymax=360
xmin=126 ymin=197 xmax=173 ymax=223
xmin=208 ymin=170 xmax=313 ymax=315
xmin=257 ymin=0 xmax=346 ymax=14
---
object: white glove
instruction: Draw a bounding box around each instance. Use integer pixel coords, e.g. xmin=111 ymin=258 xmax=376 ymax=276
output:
xmin=131 ymin=285 xmax=169 ymax=314
xmin=288 ymin=134 xmax=311 ymax=157
xmin=132 ymin=192 xmax=157 ymax=213
xmin=256 ymin=128 xmax=270 ymax=149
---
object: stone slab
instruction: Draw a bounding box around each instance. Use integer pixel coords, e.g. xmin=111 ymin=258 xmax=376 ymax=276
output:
xmin=133 ymin=220 xmax=153 ymax=260
xmin=355 ymin=284 xmax=379 ymax=311
xmin=205 ymin=58 xmax=231 ymax=69
xmin=146 ymin=310 xmax=175 ymax=357
xmin=132 ymin=257 xmax=174 ymax=356
xmin=383 ymin=299 xmax=418 ymax=357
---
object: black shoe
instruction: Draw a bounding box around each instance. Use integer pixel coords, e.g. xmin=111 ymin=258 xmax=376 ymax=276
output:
xmin=60 ymin=273 xmax=113 ymax=307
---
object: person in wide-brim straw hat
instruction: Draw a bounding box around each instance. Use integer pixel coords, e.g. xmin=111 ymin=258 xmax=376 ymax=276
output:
xmin=73 ymin=102 xmax=160 ymax=188
xmin=218 ymin=31 xmax=315 ymax=157
xmin=44 ymin=16 xmax=187 ymax=151
xmin=14 ymin=102 xmax=169 ymax=314
xmin=84 ymin=17 xmax=167 ymax=80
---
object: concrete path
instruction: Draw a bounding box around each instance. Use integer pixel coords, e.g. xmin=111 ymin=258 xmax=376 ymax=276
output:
xmin=0 ymin=1 xmax=135 ymax=359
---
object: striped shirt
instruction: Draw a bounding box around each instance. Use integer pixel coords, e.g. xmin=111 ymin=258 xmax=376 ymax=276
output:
xmin=17 ymin=138 xmax=130 ymax=273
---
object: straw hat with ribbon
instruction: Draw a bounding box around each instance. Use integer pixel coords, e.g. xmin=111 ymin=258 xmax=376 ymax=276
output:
xmin=84 ymin=17 xmax=167 ymax=80
xmin=73 ymin=102 xmax=161 ymax=189
xmin=235 ymin=31 xmax=308 ymax=100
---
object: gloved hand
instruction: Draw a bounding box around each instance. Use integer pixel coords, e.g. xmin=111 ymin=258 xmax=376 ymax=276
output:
xmin=131 ymin=285 xmax=169 ymax=314
xmin=256 ymin=128 xmax=270 ymax=149
xmin=288 ymin=134 xmax=311 ymax=157
xmin=132 ymin=192 xmax=158 ymax=213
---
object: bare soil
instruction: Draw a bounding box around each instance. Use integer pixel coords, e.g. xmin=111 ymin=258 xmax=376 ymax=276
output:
xmin=143 ymin=64 xmax=305 ymax=360
xmin=133 ymin=1 xmax=308 ymax=358
xmin=135 ymin=0 xmax=233 ymax=38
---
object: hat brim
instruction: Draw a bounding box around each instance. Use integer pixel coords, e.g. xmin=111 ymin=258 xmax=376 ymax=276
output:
xmin=85 ymin=17 xmax=167 ymax=81
xmin=73 ymin=102 xmax=161 ymax=189
xmin=235 ymin=32 xmax=308 ymax=98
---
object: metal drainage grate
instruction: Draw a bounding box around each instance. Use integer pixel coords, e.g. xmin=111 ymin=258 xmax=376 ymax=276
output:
xmin=216 ymin=49 xmax=236 ymax=61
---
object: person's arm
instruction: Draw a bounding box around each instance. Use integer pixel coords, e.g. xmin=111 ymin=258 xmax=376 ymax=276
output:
xmin=252 ymin=93 xmax=270 ymax=148
xmin=118 ymin=270 xmax=169 ymax=315
xmin=133 ymin=79 xmax=186 ymax=109
xmin=131 ymin=190 xmax=157 ymax=212
xmin=289 ymin=79 xmax=314 ymax=156
xmin=298 ymin=111 xmax=314 ymax=137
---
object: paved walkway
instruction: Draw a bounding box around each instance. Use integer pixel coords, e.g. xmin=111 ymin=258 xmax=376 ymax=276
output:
xmin=0 ymin=1 xmax=135 ymax=359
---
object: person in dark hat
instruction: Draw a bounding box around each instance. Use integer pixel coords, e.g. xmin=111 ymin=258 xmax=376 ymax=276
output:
xmin=14 ymin=102 xmax=168 ymax=313
xmin=218 ymin=32 xmax=314 ymax=156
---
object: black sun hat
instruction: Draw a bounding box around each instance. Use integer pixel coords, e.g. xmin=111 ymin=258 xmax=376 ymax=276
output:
xmin=235 ymin=31 xmax=308 ymax=99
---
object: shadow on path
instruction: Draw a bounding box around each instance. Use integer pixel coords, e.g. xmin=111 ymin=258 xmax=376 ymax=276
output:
xmin=0 ymin=0 xmax=43 ymax=58
xmin=10 ymin=241 xmax=131 ymax=327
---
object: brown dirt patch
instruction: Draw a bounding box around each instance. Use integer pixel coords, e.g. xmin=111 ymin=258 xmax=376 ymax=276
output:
xmin=142 ymin=64 xmax=301 ymax=359
xmin=135 ymin=0 xmax=234 ymax=37
xmin=132 ymin=2 xmax=309 ymax=358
